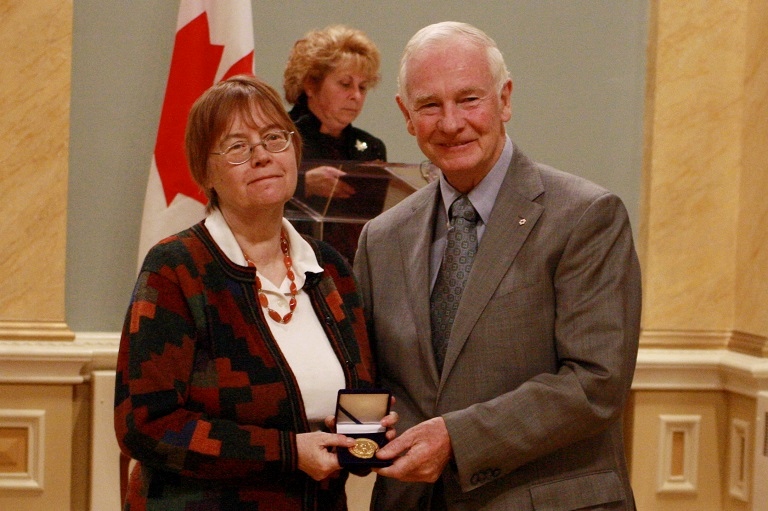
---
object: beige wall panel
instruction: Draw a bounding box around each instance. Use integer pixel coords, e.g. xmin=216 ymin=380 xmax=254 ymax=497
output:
xmin=0 ymin=0 xmax=72 ymax=336
xmin=642 ymin=0 xmax=746 ymax=331
xmin=0 ymin=384 xmax=73 ymax=511
xmin=734 ymin=0 xmax=768 ymax=339
xmin=0 ymin=427 xmax=28 ymax=473
xmin=630 ymin=390 xmax=727 ymax=511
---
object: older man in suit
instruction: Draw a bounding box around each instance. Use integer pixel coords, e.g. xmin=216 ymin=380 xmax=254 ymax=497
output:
xmin=353 ymin=21 xmax=641 ymax=510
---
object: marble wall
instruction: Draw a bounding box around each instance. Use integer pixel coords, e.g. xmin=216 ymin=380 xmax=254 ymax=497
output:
xmin=0 ymin=0 xmax=73 ymax=341
xmin=640 ymin=0 xmax=768 ymax=357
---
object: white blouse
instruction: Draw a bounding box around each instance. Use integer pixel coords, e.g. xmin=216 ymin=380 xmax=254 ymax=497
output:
xmin=205 ymin=210 xmax=346 ymax=428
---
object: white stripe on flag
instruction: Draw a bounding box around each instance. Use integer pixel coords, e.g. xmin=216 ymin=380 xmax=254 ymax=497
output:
xmin=137 ymin=0 xmax=254 ymax=270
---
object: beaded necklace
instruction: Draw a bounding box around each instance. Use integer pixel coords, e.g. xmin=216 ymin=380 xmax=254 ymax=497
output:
xmin=244 ymin=229 xmax=298 ymax=324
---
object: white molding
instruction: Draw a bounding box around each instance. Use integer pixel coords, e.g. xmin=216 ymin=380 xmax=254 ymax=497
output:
xmin=0 ymin=332 xmax=119 ymax=384
xmin=728 ymin=418 xmax=750 ymax=502
xmin=633 ymin=349 xmax=768 ymax=397
xmin=0 ymin=409 xmax=45 ymax=491
xmin=657 ymin=414 xmax=700 ymax=494
xmin=2 ymin=338 xmax=768 ymax=393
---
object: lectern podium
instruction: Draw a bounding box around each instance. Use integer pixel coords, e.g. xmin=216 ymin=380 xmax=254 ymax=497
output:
xmin=286 ymin=160 xmax=428 ymax=262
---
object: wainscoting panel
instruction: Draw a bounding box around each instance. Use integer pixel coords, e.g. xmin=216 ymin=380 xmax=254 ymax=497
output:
xmin=657 ymin=414 xmax=700 ymax=494
xmin=0 ymin=409 xmax=45 ymax=491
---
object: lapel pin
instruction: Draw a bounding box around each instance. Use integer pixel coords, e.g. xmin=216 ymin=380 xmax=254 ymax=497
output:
xmin=355 ymin=139 xmax=368 ymax=152
xmin=518 ymin=218 xmax=526 ymax=225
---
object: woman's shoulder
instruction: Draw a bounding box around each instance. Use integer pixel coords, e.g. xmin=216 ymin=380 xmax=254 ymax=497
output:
xmin=140 ymin=223 xmax=209 ymax=273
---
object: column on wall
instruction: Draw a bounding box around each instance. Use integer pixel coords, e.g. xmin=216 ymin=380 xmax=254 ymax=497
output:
xmin=0 ymin=0 xmax=73 ymax=341
xmin=632 ymin=1 xmax=768 ymax=511
xmin=639 ymin=0 xmax=768 ymax=355
xmin=733 ymin=0 xmax=768 ymax=356
xmin=0 ymin=2 xmax=80 ymax=511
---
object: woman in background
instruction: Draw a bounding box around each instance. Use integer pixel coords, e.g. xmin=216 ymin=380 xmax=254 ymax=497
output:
xmin=284 ymin=24 xmax=386 ymax=168
xmin=115 ymin=75 xmax=395 ymax=511
xmin=283 ymin=25 xmax=387 ymax=262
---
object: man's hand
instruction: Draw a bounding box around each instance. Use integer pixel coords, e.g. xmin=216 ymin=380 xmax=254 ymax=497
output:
xmin=373 ymin=417 xmax=452 ymax=482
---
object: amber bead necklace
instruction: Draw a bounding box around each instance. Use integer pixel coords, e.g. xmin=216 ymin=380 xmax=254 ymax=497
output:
xmin=244 ymin=229 xmax=298 ymax=324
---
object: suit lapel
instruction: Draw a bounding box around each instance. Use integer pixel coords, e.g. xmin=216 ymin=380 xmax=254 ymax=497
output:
xmin=439 ymin=148 xmax=545 ymax=384
xmin=395 ymin=182 xmax=443 ymax=385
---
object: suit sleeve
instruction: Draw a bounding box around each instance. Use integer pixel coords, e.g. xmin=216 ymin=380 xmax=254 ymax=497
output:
xmin=444 ymin=191 xmax=641 ymax=491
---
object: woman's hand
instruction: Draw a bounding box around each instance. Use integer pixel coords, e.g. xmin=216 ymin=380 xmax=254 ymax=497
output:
xmin=304 ymin=166 xmax=356 ymax=198
xmin=296 ymin=431 xmax=355 ymax=481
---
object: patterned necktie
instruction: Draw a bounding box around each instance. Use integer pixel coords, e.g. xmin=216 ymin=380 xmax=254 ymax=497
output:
xmin=430 ymin=195 xmax=479 ymax=373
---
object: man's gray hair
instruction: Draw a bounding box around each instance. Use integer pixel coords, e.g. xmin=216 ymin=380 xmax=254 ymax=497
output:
xmin=398 ymin=21 xmax=510 ymax=105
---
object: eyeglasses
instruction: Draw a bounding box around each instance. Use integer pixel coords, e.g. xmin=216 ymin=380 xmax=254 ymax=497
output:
xmin=211 ymin=130 xmax=294 ymax=165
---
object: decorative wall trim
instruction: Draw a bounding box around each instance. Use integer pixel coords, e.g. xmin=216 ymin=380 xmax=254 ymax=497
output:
xmin=640 ymin=329 xmax=729 ymax=350
xmin=729 ymin=330 xmax=768 ymax=359
xmin=0 ymin=409 xmax=45 ymax=491
xmin=2 ymin=334 xmax=768 ymax=392
xmin=640 ymin=329 xmax=768 ymax=359
xmin=633 ymin=348 xmax=768 ymax=397
xmin=0 ymin=332 xmax=119 ymax=384
xmin=0 ymin=321 xmax=74 ymax=342
xmin=657 ymin=414 xmax=700 ymax=494
xmin=728 ymin=418 xmax=750 ymax=502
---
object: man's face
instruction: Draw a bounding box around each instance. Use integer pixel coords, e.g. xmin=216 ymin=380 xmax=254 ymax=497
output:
xmin=397 ymin=40 xmax=512 ymax=192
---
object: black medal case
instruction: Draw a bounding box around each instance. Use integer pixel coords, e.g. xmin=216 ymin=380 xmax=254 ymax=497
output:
xmin=335 ymin=389 xmax=392 ymax=468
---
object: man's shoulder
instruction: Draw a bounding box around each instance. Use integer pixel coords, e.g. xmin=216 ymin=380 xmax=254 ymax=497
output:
xmin=509 ymin=153 xmax=614 ymax=210
xmin=370 ymin=184 xmax=434 ymax=227
xmin=509 ymin=144 xmax=610 ymax=199
xmin=538 ymin=165 xmax=609 ymax=195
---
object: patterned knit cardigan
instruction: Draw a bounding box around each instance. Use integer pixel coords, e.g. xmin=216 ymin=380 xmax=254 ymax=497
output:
xmin=114 ymin=222 xmax=375 ymax=511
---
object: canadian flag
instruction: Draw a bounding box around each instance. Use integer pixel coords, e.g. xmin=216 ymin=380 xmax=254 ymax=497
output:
xmin=137 ymin=0 xmax=254 ymax=268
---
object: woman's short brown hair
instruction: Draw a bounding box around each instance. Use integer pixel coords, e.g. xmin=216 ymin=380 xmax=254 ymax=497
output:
xmin=283 ymin=25 xmax=381 ymax=104
xmin=185 ymin=75 xmax=302 ymax=210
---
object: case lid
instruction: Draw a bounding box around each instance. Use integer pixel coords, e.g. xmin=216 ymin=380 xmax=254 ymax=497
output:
xmin=335 ymin=390 xmax=390 ymax=435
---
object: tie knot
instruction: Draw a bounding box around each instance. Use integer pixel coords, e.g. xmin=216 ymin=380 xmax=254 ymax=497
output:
xmin=450 ymin=195 xmax=478 ymax=224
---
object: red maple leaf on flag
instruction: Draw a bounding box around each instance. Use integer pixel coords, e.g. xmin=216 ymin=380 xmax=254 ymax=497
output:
xmin=154 ymin=12 xmax=253 ymax=206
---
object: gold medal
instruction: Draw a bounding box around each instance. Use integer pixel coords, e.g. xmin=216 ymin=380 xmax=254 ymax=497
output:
xmin=349 ymin=438 xmax=378 ymax=459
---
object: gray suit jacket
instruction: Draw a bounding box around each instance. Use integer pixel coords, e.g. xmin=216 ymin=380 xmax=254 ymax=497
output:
xmin=354 ymin=145 xmax=641 ymax=511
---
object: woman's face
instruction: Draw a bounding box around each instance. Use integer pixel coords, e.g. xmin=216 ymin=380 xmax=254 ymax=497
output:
xmin=307 ymin=61 xmax=371 ymax=138
xmin=207 ymin=108 xmax=298 ymax=217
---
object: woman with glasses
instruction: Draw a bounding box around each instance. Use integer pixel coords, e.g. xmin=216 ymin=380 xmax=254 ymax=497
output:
xmin=115 ymin=75 xmax=395 ymax=511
